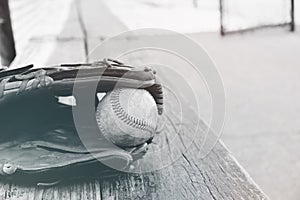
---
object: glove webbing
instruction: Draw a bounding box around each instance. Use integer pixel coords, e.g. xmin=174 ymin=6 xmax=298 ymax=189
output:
xmin=0 ymin=69 xmax=53 ymax=98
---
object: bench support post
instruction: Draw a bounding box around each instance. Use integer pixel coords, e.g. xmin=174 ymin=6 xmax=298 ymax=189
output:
xmin=0 ymin=0 xmax=16 ymax=66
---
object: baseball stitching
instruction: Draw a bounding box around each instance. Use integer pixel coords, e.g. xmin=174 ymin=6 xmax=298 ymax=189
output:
xmin=110 ymin=88 xmax=156 ymax=133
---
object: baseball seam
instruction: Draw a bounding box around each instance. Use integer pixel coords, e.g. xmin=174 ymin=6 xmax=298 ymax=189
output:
xmin=110 ymin=88 xmax=155 ymax=133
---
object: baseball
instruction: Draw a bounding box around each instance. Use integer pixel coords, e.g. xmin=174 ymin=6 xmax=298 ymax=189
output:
xmin=96 ymin=88 xmax=158 ymax=147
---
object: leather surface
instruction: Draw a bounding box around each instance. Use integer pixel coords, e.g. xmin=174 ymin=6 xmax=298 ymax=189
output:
xmin=0 ymin=60 xmax=162 ymax=184
xmin=0 ymin=95 xmax=131 ymax=184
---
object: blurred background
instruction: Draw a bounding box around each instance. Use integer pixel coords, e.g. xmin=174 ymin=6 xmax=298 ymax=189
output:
xmin=1 ymin=0 xmax=299 ymax=199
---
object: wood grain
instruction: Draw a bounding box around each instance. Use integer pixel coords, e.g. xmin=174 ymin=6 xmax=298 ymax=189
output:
xmin=0 ymin=0 xmax=268 ymax=199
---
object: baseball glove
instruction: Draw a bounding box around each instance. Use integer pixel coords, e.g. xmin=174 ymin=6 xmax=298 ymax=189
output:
xmin=0 ymin=59 xmax=163 ymax=185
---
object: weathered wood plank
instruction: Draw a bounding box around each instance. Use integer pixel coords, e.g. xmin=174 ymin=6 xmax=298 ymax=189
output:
xmin=81 ymin=0 xmax=268 ymax=199
xmin=98 ymin=83 xmax=267 ymax=200
xmin=76 ymin=0 xmax=127 ymax=38
xmin=10 ymin=38 xmax=85 ymax=68
xmin=0 ymin=0 xmax=268 ymax=199
xmin=10 ymin=1 xmax=85 ymax=68
xmin=9 ymin=0 xmax=74 ymax=61
xmin=0 ymin=1 xmax=87 ymax=198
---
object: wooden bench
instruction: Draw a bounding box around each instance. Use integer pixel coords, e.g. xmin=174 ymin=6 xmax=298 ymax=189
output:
xmin=2 ymin=0 xmax=268 ymax=199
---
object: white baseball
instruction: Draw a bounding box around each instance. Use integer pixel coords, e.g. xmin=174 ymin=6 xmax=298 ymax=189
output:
xmin=96 ymin=88 xmax=158 ymax=147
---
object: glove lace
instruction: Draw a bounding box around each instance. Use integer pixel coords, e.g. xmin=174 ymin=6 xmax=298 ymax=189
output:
xmin=0 ymin=69 xmax=53 ymax=98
